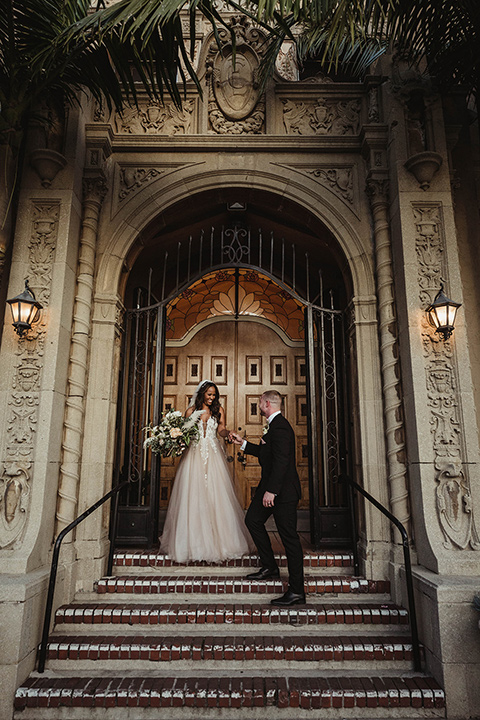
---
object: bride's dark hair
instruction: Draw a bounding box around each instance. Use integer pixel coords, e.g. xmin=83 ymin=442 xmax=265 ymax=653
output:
xmin=195 ymin=381 xmax=221 ymax=421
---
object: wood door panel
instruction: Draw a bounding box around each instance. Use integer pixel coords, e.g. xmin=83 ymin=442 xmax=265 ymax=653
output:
xmin=161 ymin=320 xmax=307 ymax=510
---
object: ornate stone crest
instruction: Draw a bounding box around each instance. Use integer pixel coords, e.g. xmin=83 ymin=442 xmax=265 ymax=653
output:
xmin=206 ymin=16 xmax=266 ymax=134
xmin=213 ymin=46 xmax=260 ymax=121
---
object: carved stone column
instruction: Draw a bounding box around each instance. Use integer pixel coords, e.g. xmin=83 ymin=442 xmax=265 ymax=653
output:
xmin=366 ymin=176 xmax=412 ymax=541
xmin=55 ymin=173 xmax=108 ymax=534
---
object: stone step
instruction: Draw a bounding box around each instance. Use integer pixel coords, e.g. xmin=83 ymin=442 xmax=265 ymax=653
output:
xmin=45 ymin=634 xmax=417 ymax=668
xmin=14 ymin=673 xmax=445 ymax=716
xmin=55 ymin=602 xmax=408 ymax=628
xmin=113 ymin=551 xmax=354 ymax=573
xmin=96 ymin=575 xmax=389 ymax=596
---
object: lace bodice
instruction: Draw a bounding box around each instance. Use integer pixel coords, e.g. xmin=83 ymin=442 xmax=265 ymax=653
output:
xmin=195 ymin=415 xmax=220 ymax=464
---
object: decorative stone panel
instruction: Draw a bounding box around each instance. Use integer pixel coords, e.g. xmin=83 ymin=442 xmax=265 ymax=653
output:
xmin=282 ymin=98 xmax=361 ymax=135
xmin=306 ymin=166 xmax=354 ymax=203
xmin=414 ymin=203 xmax=479 ymax=550
xmin=0 ymin=202 xmax=59 ymax=548
xmin=114 ymin=101 xmax=195 ymax=135
xmin=274 ymin=163 xmax=355 ymax=207
xmin=118 ymin=166 xmax=166 ymax=202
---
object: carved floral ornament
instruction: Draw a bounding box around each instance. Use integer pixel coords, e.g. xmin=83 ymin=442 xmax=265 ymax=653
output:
xmin=118 ymin=167 xmax=165 ymax=202
xmin=307 ymin=167 xmax=354 ymax=203
xmin=414 ymin=204 xmax=479 ymax=550
xmin=275 ymin=163 xmax=354 ymax=207
xmin=0 ymin=203 xmax=58 ymax=548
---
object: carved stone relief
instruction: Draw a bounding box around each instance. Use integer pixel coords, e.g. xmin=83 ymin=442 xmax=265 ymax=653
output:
xmin=114 ymin=101 xmax=194 ymax=135
xmin=282 ymin=98 xmax=361 ymax=135
xmin=275 ymin=42 xmax=299 ymax=82
xmin=414 ymin=204 xmax=479 ymax=550
xmin=93 ymin=101 xmax=108 ymax=123
xmin=206 ymin=16 xmax=266 ymax=134
xmin=368 ymin=87 xmax=380 ymax=123
xmin=0 ymin=202 xmax=58 ymax=548
xmin=303 ymin=72 xmax=333 ymax=84
xmin=307 ymin=167 xmax=354 ymax=203
xmin=118 ymin=167 xmax=165 ymax=202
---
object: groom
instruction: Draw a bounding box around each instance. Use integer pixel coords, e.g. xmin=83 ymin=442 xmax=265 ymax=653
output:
xmin=230 ymin=390 xmax=305 ymax=606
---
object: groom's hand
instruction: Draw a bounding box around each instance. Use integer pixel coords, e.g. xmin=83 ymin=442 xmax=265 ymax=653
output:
xmin=263 ymin=491 xmax=276 ymax=508
xmin=229 ymin=431 xmax=243 ymax=445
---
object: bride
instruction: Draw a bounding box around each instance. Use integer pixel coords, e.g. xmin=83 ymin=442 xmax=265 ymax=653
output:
xmin=160 ymin=380 xmax=254 ymax=563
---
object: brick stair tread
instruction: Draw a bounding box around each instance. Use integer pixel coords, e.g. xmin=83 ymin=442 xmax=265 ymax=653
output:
xmin=97 ymin=575 xmax=390 ymax=595
xmin=56 ymin=602 xmax=408 ymax=626
xmin=114 ymin=551 xmax=354 ymax=569
xmin=14 ymin=674 xmax=445 ymax=710
xmin=46 ymin=634 xmax=416 ymax=662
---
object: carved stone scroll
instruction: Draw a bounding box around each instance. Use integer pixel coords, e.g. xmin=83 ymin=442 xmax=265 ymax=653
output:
xmin=307 ymin=167 xmax=354 ymax=203
xmin=0 ymin=203 xmax=59 ymax=548
xmin=119 ymin=167 xmax=165 ymax=202
xmin=413 ymin=204 xmax=479 ymax=549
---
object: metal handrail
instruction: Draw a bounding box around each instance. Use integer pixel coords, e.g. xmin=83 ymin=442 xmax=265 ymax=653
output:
xmin=344 ymin=474 xmax=422 ymax=672
xmin=37 ymin=479 xmax=130 ymax=673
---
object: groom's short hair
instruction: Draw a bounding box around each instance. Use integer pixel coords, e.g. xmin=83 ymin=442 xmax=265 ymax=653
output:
xmin=262 ymin=390 xmax=282 ymax=407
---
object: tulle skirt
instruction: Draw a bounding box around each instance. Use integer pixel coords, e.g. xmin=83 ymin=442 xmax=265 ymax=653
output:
xmin=160 ymin=439 xmax=254 ymax=563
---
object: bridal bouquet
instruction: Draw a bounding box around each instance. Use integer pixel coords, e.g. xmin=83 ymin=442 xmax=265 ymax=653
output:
xmin=144 ymin=409 xmax=202 ymax=458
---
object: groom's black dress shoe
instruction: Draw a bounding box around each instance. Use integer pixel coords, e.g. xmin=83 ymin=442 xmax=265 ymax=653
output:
xmin=246 ymin=567 xmax=280 ymax=580
xmin=270 ymin=590 xmax=306 ymax=606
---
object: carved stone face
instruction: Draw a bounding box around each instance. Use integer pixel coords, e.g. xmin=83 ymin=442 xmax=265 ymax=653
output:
xmin=213 ymin=48 xmax=259 ymax=121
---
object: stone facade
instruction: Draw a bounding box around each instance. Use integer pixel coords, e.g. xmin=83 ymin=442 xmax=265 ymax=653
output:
xmin=0 ymin=13 xmax=480 ymax=720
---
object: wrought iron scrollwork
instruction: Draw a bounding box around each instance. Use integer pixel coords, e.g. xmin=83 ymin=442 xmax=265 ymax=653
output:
xmin=223 ymin=226 xmax=250 ymax=263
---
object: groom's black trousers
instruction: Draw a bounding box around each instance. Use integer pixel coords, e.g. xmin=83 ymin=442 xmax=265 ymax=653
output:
xmin=245 ymin=490 xmax=304 ymax=595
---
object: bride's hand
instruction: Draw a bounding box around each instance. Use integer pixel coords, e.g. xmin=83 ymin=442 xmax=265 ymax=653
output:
xmin=229 ymin=431 xmax=243 ymax=445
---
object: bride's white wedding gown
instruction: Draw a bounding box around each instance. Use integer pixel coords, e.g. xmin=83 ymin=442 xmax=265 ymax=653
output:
xmin=160 ymin=415 xmax=254 ymax=563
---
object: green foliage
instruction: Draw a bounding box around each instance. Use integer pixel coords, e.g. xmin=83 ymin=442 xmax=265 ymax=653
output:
xmin=248 ymin=0 xmax=479 ymax=96
xmin=0 ymin=0 xmax=231 ymax=150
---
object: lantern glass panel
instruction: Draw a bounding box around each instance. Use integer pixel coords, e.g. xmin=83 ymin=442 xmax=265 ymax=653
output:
xmin=434 ymin=304 xmax=448 ymax=329
xmin=446 ymin=304 xmax=458 ymax=327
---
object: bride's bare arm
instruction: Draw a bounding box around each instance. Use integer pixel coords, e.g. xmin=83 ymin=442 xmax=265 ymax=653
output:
xmin=217 ymin=407 xmax=229 ymax=438
xmin=185 ymin=407 xmax=194 ymax=419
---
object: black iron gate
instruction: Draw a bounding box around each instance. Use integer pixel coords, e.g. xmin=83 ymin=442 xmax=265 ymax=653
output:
xmin=113 ymin=296 xmax=167 ymax=546
xmin=305 ymin=299 xmax=351 ymax=547
xmin=112 ymin=226 xmax=352 ymax=547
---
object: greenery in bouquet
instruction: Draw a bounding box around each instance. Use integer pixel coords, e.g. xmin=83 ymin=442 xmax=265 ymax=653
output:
xmin=144 ymin=409 xmax=202 ymax=458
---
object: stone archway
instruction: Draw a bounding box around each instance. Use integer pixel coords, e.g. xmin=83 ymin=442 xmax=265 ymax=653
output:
xmin=68 ymin=174 xmax=397 ymax=583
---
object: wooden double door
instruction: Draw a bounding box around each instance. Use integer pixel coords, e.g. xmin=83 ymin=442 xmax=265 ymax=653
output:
xmin=114 ymin=291 xmax=352 ymax=548
xmin=160 ymin=320 xmax=310 ymax=512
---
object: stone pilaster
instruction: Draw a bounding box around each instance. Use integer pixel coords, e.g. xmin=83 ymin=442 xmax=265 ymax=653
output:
xmin=55 ymin=172 xmax=108 ymax=535
xmin=366 ymin=176 xmax=411 ymax=541
xmin=0 ymin=202 xmax=59 ymax=549
xmin=413 ymin=204 xmax=479 ymax=552
xmin=362 ymin=119 xmax=412 ymax=546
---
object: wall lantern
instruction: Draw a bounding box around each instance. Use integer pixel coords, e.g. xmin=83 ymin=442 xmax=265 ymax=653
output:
xmin=6 ymin=280 xmax=43 ymax=337
xmin=427 ymin=285 xmax=461 ymax=340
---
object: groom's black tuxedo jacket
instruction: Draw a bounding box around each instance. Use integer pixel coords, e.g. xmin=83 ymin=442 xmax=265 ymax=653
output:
xmin=245 ymin=413 xmax=301 ymax=503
